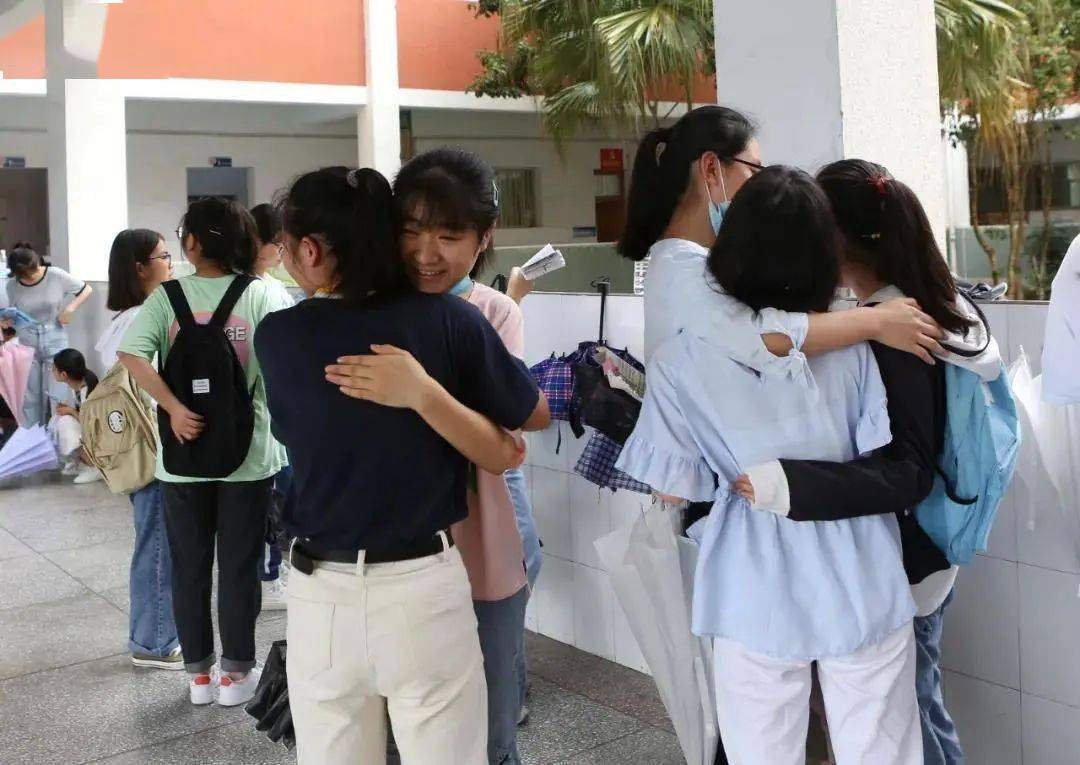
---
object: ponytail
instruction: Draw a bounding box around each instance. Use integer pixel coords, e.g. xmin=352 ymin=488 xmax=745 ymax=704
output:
xmin=618 ymin=106 xmax=755 ymax=262
xmin=276 ymin=166 xmax=405 ymax=303
xmin=179 ymin=197 xmax=257 ymax=276
xmin=818 ymin=159 xmax=973 ymax=334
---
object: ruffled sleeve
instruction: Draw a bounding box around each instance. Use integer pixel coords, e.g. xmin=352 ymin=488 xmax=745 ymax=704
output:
xmin=616 ymin=435 xmax=715 ymax=502
xmin=614 ymin=346 xmax=714 ymax=502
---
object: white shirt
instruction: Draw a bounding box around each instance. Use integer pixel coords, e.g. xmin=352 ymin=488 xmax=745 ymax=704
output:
xmin=95 ymin=307 xmax=142 ymax=371
xmin=1043 ymin=234 xmax=1080 ymax=404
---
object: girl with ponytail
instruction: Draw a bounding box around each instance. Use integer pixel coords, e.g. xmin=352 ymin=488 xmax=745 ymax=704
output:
xmin=732 ymin=159 xmax=1005 ymax=765
xmin=621 ymin=106 xmax=946 ymax=371
xmin=117 ymin=196 xmax=290 ymax=706
xmin=255 ymin=165 xmax=544 ymax=764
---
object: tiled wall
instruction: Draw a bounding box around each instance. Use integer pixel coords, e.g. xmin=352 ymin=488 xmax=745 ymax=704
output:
xmin=521 ymin=295 xmax=1078 ymax=764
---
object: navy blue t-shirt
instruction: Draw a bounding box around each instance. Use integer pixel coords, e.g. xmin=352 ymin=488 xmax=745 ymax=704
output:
xmin=254 ymin=292 xmax=539 ymax=550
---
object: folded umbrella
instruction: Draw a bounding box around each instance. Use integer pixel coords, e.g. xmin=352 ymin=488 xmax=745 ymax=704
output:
xmin=246 ymin=639 xmax=295 ymax=750
xmin=0 ymin=426 xmax=59 ymax=482
xmin=0 ymin=340 xmax=34 ymax=427
xmin=595 ymin=503 xmax=719 ymax=765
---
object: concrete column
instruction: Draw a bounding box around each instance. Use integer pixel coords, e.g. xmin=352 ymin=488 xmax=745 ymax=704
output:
xmin=713 ymin=0 xmax=947 ymax=243
xmin=45 ymin=0 xmax=125 ymax=280
xmin=358 ymin=0 xmax=401 ymax=179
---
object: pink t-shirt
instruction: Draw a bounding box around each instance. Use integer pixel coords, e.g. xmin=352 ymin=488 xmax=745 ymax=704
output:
xmin=451 ymin=282 xmax=529 ymax=602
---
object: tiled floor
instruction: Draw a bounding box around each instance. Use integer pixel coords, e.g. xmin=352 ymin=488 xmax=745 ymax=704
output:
xmin=0 ymin=473 xmax=684 ymax=765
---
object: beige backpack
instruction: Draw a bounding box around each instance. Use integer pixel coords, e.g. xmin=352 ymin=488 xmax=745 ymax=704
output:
xmin=81 ymin=362 xmax=157 ymax=494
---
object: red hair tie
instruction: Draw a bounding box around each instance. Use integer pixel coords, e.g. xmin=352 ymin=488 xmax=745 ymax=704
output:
xmin=871 ymin=174 xmax=889 ymax=198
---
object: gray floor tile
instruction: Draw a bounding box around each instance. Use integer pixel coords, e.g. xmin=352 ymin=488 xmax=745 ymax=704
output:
xmin=0 ymin=654 xmax=240 ymax=765
xmin=525 ymin=631 xmax=673 ymax=732
xmin=554 ymin=727 xmax=685 ymax=764
xmin=0 ymin=526 xmax=34 ymax=560
xmin=0 ymin=593 xmax=128 ymax=680
xmin=0 ymin=502 xmax=133 ymax=553
xmin=518 ymin=678 xmax=644 ymax=765
xmin=90 ymin=720 xmax=296 ymax=765
xmin=0 ymin=554 xmax=87 ymax=610
xmin=102 ymin=585 xmax=130 ymax=613
xmin=45 ymin=537 xmax=136 ymax=593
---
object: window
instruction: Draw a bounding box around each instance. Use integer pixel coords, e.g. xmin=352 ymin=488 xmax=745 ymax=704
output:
xmin=495 ymin=168 xmax=538 ymax=228
xmin=974 ymin=162 xmax=1080 ymax=223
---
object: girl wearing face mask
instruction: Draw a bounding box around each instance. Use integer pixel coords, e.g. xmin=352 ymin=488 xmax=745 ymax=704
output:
xmin=376 ymin=147 xmax=550 ymax=765
xmin=619 ymin=106 xmax=945 ymax=368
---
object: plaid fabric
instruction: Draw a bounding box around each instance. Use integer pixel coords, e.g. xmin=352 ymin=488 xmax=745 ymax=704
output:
xmin=574 ymin=430 xmax=652 ymax=494
xmin=530 ymin=354 xmax=574 ymax=420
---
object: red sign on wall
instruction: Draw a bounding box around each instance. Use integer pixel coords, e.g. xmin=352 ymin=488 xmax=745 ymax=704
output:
xmin=599 ymin=148 xmax=624 ymax=173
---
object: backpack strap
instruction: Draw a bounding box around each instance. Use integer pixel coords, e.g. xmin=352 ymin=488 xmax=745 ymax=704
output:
xmin=938 ymin=290 xmax=992 ymax=359
xmin=209 ymin=275 xmax=255 ymax=329
xmin=162 ymin=280 xmax=196 ymax=328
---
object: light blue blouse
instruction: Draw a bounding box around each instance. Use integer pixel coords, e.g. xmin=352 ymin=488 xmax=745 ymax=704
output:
xmin=616 ymin=331 xmax=916 ymax=660
xmin=642 ymin=239 xmax=812 ymax=388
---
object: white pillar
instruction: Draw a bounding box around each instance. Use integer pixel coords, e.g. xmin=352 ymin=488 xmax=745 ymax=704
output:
xmin=45 ymin=0 xmax=125 ymax=280
xmin=713 ymin=0 xmax=947 ymax=244
xmin=358 ymin=0 xmax=401 ymax=179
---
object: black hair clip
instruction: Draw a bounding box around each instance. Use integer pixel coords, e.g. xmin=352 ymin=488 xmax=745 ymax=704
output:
xmin=492 ymin=179 xmax=500 ymax=209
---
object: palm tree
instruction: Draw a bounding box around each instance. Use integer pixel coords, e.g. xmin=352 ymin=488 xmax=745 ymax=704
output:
xmin=471 ymin=0 xmax=714 ymax=143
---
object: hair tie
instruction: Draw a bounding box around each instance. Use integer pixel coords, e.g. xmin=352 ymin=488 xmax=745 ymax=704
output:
xmin=655 ymin=141 xmax=668 ymax=165
xmin=346 ymin=169 xmax=362 ymax=189
xmin=870 ymin=174 xmax=889 ymax=198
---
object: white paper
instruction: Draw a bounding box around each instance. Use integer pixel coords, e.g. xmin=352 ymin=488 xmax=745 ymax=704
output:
xmin=521 ymin=243 xmax=566 ymax=281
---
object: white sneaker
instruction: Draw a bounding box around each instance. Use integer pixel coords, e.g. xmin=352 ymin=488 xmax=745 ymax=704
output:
xmin=262 ymin=578 xmax=287 ymax=611
xmin=73 ymin=464 xmax=104 ymax=484
xmin=217 ymin=667 xmax=261 ymax=707
xmin=189 ymin=670 xmax=217 ymax=705
xmin=60 ymin=459 xmax=80 ymax=476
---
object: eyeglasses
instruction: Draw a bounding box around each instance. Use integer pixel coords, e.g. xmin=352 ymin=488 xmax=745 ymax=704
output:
xmin=731 ymin=157 xmax=766 ymax=173
xmin=149 ymin=252 xmax=173 ymax=264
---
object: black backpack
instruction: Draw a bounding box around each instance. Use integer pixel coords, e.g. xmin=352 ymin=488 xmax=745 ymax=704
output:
xmin=158 ymin=276 xmax=256 ymax=478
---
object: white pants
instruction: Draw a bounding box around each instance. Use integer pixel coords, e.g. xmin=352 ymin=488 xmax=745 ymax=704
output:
xmin=287 ymin=544 xmax=487 ymax=765
xmin=50 ymin=413 xmax=82 ymax=458
xmin=713 ymin=624 xmax=923 ymax=765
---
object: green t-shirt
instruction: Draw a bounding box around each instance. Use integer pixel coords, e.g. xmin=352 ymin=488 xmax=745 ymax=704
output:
xmin=118 ymin=274 xmax=290 ymax=483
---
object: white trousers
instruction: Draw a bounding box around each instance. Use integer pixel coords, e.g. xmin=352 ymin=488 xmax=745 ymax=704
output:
xmin=287 ymin=544 xmax=487 ymax=765
xmin=713 ymin=624 xmax=923 ymax=765
xmin=50 ymin=414 xmax=82 ymax=457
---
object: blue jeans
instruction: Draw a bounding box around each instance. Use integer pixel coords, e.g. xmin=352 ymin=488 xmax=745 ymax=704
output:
xmin=17 ymin=322 xmax=68 ymax=427
xmin=128 ymin=481 xmax=180 ymax=656
xmin=475 ymin=585 xmax=529 ymax=765
xmin=505 ymin=468 xmax=541 ymax=590
xmin=504 ymin=467 xmax=539 ymax=712
xmin=259 ymin=465 xmax=292 ymax=582
xmin=915 ymin=589 xmax=964 ymax=765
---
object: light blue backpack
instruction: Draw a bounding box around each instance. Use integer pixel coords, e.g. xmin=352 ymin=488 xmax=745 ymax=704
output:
xmin=915 ymin=302 xmax=1021 ymax=565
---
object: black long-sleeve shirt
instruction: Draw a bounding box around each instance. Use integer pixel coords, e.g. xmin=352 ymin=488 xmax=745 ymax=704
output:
xmin=779 ymin=342 xmax=951 ymax=584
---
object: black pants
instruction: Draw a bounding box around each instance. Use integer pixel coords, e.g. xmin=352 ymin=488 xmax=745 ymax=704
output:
xmin=163 ymin=478 xmax=272 ymax=674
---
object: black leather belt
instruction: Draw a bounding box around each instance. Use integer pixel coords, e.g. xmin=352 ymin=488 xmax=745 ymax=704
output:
xmin=289 ymin=531 xmax=454 ymax=575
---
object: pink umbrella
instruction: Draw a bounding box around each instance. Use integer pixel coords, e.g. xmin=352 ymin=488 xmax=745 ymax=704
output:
xmin=0 ymin=339 xmax=34 ymax=427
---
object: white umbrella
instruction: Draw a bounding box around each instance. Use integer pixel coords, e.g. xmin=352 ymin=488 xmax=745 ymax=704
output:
xmin=0 ymin=426 xmax=59 ymax=482
xmin=596 ymin=503 xmax=719 ymax=765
